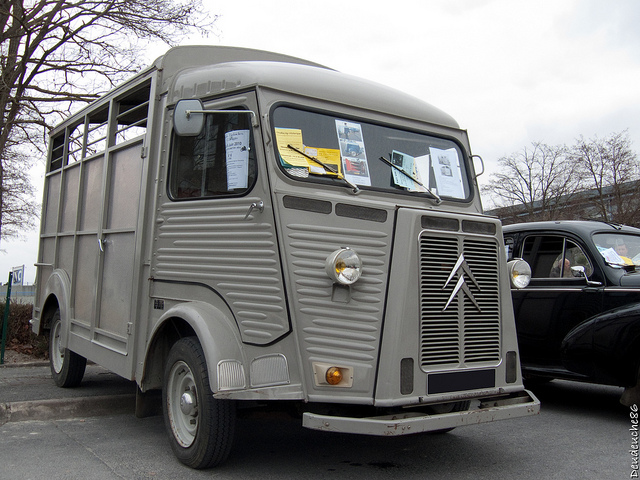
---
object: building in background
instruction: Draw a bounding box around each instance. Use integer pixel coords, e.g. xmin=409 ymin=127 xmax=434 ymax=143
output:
xmin=486 ymin=180 xmax=640 ymax=227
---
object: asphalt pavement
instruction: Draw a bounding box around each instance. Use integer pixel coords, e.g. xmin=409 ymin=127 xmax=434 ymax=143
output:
xmin=0 ymin=360 xmax=137 ymax=425
xmin=0 ymin=359 xmax=632 ymax=479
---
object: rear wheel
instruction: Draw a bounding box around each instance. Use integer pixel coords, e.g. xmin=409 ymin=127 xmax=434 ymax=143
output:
xmin=49 ymin=309 xmax=87 ymax=388
xmin=163 ymin=337 xmax=236 ymax=469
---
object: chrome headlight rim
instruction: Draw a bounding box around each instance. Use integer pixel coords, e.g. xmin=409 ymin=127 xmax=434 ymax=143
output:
xmin=325 ymin=247 xmax=363 ymax=285
xmin=507 ymin=258 xmax=531 ymax=289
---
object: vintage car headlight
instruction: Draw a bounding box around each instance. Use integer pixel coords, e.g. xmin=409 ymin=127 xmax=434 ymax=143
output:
xmin=325 ymin=248 xmax=362 ymax=285
xmin=507 ymin=259 xmax=531 ymax=289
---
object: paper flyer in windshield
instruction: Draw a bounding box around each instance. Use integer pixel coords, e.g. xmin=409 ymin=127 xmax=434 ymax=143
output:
xmin=335 ymin=120 xmax=371 ymax=186
xmin=598 ymin=246 xmax=626 ymax=266
xmin=430 ymin=147 xmax=464 ymax=199
xmin=414 ymin=154 xmax=431 ymax=192
xmin=274 ymin=128 xmax=309 ymax=169
xmin=390 ymin=150 xmax=427 ymax=192
xmin=304 ymin=146 xmax=342 ymax=176
xmin=225 ymin=130 xmax=250 ymax=189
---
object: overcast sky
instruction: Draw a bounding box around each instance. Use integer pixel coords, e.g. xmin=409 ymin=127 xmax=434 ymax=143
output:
xmin=3 ymin=0 xmax=640 ymax=284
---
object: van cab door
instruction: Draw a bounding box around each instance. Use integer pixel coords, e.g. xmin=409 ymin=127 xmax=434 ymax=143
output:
xmin=152 ymin=92 xmax=290 ymax=345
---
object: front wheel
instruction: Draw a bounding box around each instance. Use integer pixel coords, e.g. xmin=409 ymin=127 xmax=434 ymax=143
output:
xmin=49 ymin=310 xmax=86 ymax=388
xmin=163 ymin=337 xmax=236 ymax=469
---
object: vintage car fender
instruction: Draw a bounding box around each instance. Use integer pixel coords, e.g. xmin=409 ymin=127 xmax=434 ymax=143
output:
xmin=561 ymin=301 xmax=640 ymax=386
xmin=144 ymin=300 xmax=246 ymax=393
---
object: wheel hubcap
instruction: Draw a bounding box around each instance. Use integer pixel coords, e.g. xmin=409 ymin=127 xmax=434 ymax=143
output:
xmin=168 ymin=361 xmax=199 ymax=447
xmin=180 ymin=390 xmax=197 ymax=416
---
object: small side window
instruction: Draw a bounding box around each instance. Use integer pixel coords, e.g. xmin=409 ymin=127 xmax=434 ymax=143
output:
xmin=504 ymin=236 xmax=515 ymax=261
xmin=46 ymin=80 xmax=150 ymax=171
xmin=564 ymin=241 xmax=594 ymax=277
xmin=522 ymin=236 xmax=563 ymax=278
xmin=49 ymin=133 xmax=65 ymax=172
xmin=169 ymin=110 xmax=256 ymax=200
xmin=522 ymin=235 xmax=593 ymax=279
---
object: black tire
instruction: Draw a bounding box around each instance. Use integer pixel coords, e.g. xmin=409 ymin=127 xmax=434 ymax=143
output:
xmin=49 ymin=309 xmax=87 ymax=388
xmin=163 ymin=337 xmax=236 ymax=469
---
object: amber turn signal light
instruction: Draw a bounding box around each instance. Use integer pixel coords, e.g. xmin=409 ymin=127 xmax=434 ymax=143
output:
xmin=326 ymin=367 xmax=343 ymax=385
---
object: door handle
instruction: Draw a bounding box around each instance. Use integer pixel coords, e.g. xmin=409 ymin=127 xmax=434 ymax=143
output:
xmin=244 ymin=200 xmax=264 ymax=220
xmin=98 ymin=237 xmax=110 ymax=252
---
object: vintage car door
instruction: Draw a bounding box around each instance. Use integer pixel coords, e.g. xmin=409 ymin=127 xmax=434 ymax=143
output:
xmin=508 ymin=233 xmax=604 ymax=369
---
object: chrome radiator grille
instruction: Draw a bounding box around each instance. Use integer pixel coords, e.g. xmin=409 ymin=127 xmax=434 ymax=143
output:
xmin=419 ymin=233 xmax=501 ymax=369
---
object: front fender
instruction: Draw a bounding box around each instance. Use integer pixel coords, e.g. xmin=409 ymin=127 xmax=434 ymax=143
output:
xmin=149 ymin=301 xmax=246 ymax=393
xmin=562 ymin=302 xmax=640 ymax=386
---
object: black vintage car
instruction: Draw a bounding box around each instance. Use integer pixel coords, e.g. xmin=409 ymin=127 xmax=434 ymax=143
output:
xmin=503 ymin=220 xmax=640 ymax=405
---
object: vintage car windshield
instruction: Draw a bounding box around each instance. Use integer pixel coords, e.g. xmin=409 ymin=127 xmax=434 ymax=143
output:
xmin=592 ymin=232 xmax=640 ymax=267
xmin=272 ymin=106 xmax=471 ymax=201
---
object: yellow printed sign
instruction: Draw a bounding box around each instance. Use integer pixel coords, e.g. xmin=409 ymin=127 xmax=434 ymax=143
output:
xmin=275 ymin=128 xmax=309 ymax=168
xmin=304 ymin=147 xmax=341 ymax=176
xmin=275 ymin=128 xmax=341 ymax=176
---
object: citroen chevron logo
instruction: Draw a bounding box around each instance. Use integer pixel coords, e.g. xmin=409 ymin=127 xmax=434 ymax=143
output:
xmin=442 ymin=254 xmax=481 ymax=312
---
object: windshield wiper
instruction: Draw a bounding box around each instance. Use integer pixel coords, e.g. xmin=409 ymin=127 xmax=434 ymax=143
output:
xmin=378 ymin=156 xmax=442 ymax=204
xmin=287 ymin=144 xmax=360 ymax=194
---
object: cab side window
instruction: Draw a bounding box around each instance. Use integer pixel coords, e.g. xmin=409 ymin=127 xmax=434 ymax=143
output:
xmin=504 ymin=236 xmax=515 ymax=261
xmin=521 ymin=236 xmax=593 ymax=279
xmin=564 ymin=242 xmax=593 ymax=277
xmin=169 ymin=110 xmax=256 ymax=200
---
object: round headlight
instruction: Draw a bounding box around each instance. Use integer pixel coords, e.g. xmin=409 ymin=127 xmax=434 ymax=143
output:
xmin=507 ymin=259 xmax=531 ymax=289
xmin=325 ymin=248 xmax=362 ymax=285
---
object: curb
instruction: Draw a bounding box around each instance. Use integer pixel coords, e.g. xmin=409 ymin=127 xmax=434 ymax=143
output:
xmin=0 ymin=394 xmax=136 ymax=426
xmin=0 ymin=361 xmax=49 ymax=368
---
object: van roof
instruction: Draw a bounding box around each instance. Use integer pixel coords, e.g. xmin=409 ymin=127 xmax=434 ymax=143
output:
xmin=161 ymin=46 xmax=459 ymax=129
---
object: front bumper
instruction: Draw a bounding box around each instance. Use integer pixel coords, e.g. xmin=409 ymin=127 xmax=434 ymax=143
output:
xmin=302 ymin=390 xmax=539 ymax=436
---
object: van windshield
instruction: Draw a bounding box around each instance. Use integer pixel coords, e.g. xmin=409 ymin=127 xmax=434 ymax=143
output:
xmin=272 ymin=106 xmax=471 ymax=201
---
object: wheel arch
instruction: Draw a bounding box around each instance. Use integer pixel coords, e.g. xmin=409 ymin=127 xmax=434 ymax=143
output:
xmin=140 ymin=301 xmax=245 ymax=393
xmin=35 ymin=269 xmax=72 ymax=337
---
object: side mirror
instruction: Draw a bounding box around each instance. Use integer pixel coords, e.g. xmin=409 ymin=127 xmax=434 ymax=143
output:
xmin=174 ymin=99 xmax=205 ymax=136
xmin=571 ymin=265 xmax=603 ymax=287
xmin=471 ymin=155 xmax=485 ymax=178
xmin=570 ymin=266 xmax=586 ymax=278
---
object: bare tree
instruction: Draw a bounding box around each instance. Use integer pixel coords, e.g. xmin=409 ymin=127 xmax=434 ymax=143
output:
xmin=482 ymin=142 xmax=582 ymax=223
xmin=0 ymin=0 xmax=214 ymax=241
xmin=1 ymin=138 xmax=39 ymax=239
xmin=571 ymin=130 xmax=640 ymax=226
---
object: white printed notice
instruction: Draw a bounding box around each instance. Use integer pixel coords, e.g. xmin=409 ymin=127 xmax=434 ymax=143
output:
xmin=430 ymin=147 xmax=464 ymax=199
xmin=225 ymin=130 xmax=250 ymax=189
xmin=390 ymin=150 xmax=417 ymax=190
